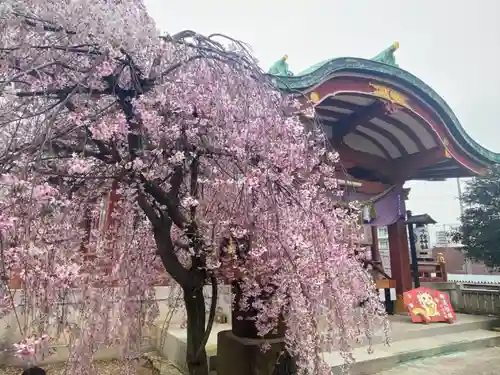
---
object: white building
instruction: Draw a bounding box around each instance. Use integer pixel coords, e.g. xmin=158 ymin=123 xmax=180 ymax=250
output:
xmin=432 ymin=224 xmax=462 ymax=248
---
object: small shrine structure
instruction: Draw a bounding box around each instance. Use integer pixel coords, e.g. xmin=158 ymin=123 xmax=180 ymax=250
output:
xmin=267 ymin=43 xmax=500 ymax=310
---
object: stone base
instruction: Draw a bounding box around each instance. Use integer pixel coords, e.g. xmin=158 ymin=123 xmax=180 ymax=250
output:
xmin=156 ymin=323 xmax=229 ymax=373
xmin=217 ymin=330 xmax=285 ymax=375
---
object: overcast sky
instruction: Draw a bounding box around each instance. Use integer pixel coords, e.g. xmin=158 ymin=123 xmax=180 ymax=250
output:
xmin=144 ymin=0 xmax=500 ymax=228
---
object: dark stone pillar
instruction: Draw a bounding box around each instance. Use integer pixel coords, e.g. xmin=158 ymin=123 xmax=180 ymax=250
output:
xmin=217 ymin=281 xmax=288 ymax=375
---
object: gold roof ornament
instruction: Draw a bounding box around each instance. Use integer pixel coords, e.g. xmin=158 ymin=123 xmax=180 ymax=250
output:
xmin=369 ymin=83 xmax=410 ymax=109
xmin=371 ymin=42 xmax=400 ymax=67
xmin=268 ymin=54 xmax=294 ymax=76
xmin=309 ymin=91 xmax=320 ymax=103
xmin=443 ymin=138 xmax=453 ymax=159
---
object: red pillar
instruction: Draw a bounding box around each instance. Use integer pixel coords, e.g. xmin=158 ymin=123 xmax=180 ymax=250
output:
xmin=388 ymin=219 xmax=412 ymax=295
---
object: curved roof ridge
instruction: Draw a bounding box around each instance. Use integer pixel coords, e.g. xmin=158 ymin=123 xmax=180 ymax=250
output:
xmin=268 ymin=57 xmax=500 ymax=165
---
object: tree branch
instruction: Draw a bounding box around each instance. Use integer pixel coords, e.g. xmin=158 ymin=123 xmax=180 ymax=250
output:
xmin=195 ymin=275 xmax=218 ymax=361
xmin=189 ymin=157 xmax=199 ymax=221
xmin=139 ymin=173 xmax=187 ymax=229
xmin=138 ymin=193 xmax=195 ymax=289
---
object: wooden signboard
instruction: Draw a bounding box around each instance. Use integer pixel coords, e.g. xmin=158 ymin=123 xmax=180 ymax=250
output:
xmin=403 ymin=287 xmax=456 ymax=324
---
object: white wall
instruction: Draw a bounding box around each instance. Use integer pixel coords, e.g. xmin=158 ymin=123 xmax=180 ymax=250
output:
xmin=0 ymin=285 xmax=232 ymax=366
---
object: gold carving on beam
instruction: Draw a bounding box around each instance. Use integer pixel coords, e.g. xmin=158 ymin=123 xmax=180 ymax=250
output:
xmin=442 ymin=138 xmax=453 ymax=159
xmin=369 ymin=83 xmax=410 ymax=110
xmin=310 ymin=91 xmax=320 ymax=103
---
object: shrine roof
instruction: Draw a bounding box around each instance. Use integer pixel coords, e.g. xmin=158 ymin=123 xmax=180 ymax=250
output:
xmin=267 ymin=44 xmax=500 ymax=180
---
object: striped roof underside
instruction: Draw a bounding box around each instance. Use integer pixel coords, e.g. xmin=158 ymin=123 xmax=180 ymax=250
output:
xmin=315 ymin=93 xmax=469 ymax=180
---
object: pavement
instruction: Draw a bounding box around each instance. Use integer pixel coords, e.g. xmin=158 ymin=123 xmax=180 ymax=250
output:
xmin=375 ymin=346 xmax=500 ymax=375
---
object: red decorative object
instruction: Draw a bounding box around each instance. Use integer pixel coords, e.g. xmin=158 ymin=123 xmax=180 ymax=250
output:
xmin=403 ymin=287 xmax=456 ymax=324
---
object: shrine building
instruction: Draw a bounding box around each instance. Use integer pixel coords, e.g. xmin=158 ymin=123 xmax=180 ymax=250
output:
xmin=268 ymin=43 xmax=500 ymax=310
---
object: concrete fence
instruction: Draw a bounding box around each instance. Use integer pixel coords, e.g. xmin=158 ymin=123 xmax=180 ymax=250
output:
xmin=422 ymin=281 xmax=500 ymax=315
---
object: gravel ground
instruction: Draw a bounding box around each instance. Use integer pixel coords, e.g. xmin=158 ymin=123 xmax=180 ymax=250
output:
xmin=375 ymin=347 xmax=500 ymax=375
xmin=0 ymin=353 xmax=184 ymax=375
xmin=6 ymin=347 xmax=499 ymax=375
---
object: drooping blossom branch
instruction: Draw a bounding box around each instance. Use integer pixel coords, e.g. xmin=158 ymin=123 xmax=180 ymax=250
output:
xmin=0 ymin=1 xmax=388 ymax=375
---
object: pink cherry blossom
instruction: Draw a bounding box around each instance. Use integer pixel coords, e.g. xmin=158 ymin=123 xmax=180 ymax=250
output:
xmin=13 ymin=334 xmax=53 ymax=366
xmin=0 ymin=1 xmax=388 ymax=374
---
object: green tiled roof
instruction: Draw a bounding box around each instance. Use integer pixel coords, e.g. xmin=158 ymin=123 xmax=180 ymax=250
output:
xmin=267 ymin=49 xmax=500 ymax=166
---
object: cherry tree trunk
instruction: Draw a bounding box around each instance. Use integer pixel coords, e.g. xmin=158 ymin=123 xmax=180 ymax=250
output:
xmin=184 ymin=287 xmax=210 ymax=375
